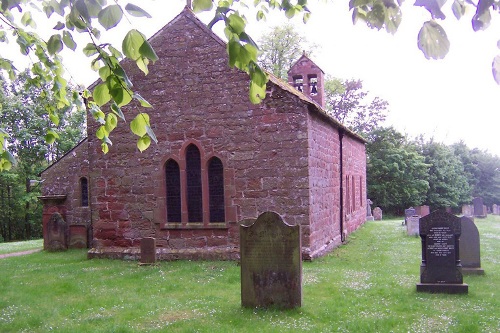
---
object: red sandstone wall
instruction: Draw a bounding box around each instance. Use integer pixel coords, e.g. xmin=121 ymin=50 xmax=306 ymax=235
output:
xmin=342 ymin=134 xmax=367 ymax=235
xmin=306 ymin=112 xmax=342 ymax=258
xmin=86 ymin=10 xmax=311 ymax=254
xmin=40 ymin=139 xmax=91 ymax=248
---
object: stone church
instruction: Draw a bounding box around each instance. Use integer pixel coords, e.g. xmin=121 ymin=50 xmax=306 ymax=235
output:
xmin=40 ymin=7 xmax=367 ymax=260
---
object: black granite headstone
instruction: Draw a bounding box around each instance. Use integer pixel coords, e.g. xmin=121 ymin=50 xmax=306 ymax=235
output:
xmin=240 ymin=212 xmax=302 ymax=308
xmin=416 ymin=210 xmax=468 ymax=294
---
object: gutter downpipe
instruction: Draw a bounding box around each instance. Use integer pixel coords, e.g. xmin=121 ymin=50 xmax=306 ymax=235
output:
xmin=339 ymin=129 xmax=345 ymax=243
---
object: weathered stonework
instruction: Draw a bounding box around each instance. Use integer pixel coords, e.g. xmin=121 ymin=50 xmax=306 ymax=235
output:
xmin=41 ymin=8 xmax=367 ymax=261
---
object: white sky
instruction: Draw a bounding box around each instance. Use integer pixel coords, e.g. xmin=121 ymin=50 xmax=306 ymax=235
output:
xmin=3 ymin=1 xmax=500 ymax=156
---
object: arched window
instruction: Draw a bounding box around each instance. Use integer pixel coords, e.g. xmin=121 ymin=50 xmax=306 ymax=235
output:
xmin=165 ymin=159 xmax=181 ymax=222
xmin=208 ymin=157 xmax=225 ymax=222
xmin=80 ymin=177 xmax=89 ymax=207
xmin=186 ymin=144 xmax=202 ymax=222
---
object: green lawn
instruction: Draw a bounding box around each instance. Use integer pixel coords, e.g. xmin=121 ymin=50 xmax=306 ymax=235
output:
xmin=1 ymin=217 xmax=499 ymax=332
xmin=0 ymin=239 xmax=43 ymax=255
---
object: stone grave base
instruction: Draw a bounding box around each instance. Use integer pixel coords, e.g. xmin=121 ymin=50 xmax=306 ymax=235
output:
xmin=462 ymin=267 xmax=485 ymax=275
xmin=416 ymin=283 xmax=468 ymax=294
xmin=87 ymin=246 xmax=240 ymax=261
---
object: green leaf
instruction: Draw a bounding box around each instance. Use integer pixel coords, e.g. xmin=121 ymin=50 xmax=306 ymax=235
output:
xmin=136 ymin=57 xmax=149 ymax=75
xmin=130 ymin=113 xmax=150 ymax=137
xmin=109 ymin=84 xmax=132 ymax=107
xmin=472 ymin=0 xmax=492 ymax=31
xmin=133 ymin=93 xmax=152 ymax=107
xmin=111 ymin=102 xmax=126 ymax=121
xmin=193 ymin=0 xmax=213 ymax=13
xmin=98 ymin=4 xmax=123 ymax=30
xmin=98 ymin=66 xmax=111 ymax=81
xmin=451 ymin=0 xmax=466 ymax=20
xmin=493 ymin=55 xmax=500 ymax=85
xmin=124 ymin=3 xmax=152 ymax=18
xmin=53 ymin=21 xmax=65 ymax=30
xmin=83 ymin=43 xmax=98 ymax=56
xmin=105 ymin=113 xmax=118 ymax=133
xmin=417 ymin=21 xmax=450 ymax=60
xmin=122 ymin=29 xmax=145 ymax=60
xmin=47 ymin=34 xmax=63 ymax=54
xmin=62 ymin=31 xmax=77 ymax=50
xmin=227 ymin=13 xmax=246 ymax=34
xmin=49 ymin=112 xmax=60 ymax=125
xmin=93 ymin=83 xmax=111 ymax=106
xmin=75 ymin=0 xmax=91 ymax=22
xmin=45 ymin=129 xmax=59 ymax=144
xmin=139 ymin=40 xmax=158 ymax=62
xmin=101 ymin=142 xmax=109 ymax=154
xmin=249 ymin=80 xmax=266 ymax=104
xmin=137 ymin=135 xmax=151 ymax=152
xmin=145 ymin=125 xmax=158 ymax=144
xmin=96 ymin=125 xmax=107 ymax=140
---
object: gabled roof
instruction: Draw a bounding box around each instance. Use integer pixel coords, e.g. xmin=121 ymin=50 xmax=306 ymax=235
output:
xmin=287 ymin=51 xmax=326 ymax=75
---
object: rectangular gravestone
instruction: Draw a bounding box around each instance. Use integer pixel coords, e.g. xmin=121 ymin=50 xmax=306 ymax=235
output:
xmin=140 ymin=237 xmax=156 ymax=265
xmin=493 ymin=204 xmax=498 ymax=215
xmin=69 ymin=225 xmax=88 ymax=249
xmin=473 ymin=197 xmax=485 ymax=217
xmin=46 ymin=212 xmax=68 ymax=251
xmin=373 ymin=207 xmax=382 ymax=221
xmin=459 ymin=216 xmax=485 ymax=275
xmin=404 ymin=207 xmax=416 ymax=225
xmin=407 ymin=216 xmax=420 ymax=236
xmin=240 ymin=211 xmax=302 ymax=308
xmin=417 ymin=210 xmax=468 ymax=293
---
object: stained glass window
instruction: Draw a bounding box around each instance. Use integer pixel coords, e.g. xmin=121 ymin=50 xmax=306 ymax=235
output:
xmin=208 ymin=157 xmax=225 ymax=222
xmin=186 ymin=145 xmax=202 ymax=222
xmin=165 ymin=159 xmax=181 ymax=222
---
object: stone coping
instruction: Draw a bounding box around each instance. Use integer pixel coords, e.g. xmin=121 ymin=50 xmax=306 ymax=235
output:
xmin=38 ymin=195 xmax=67 ymax=201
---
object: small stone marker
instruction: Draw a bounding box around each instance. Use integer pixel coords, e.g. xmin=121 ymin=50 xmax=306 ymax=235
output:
xmin=492 ymin=204 xmax=498 ymax=215
xmin=140 ymin=237 xmax=156 ymax=265
xmin=366 ymin=199 xmax=374 ymax=221
xmin=69 ymin=225 xmax=88 ymax=249
xmin=406 ymin=215 xmax=420 ymax=236
xmin=404 ymin=207 xmax=416 ymax=225
xmin=415 ymin=205 xmax=430 ymax=217
xmin=373 ymin=207 xmax=382 ymax=221
xmin=417 ymin=210 xmax=468 ymax=294
xmin=462 ymin=204 xmax=473 ymax=218
xmin=459 ymin=216 xmax=485 ymax=275
xmin=240 ymin=211 xmax=302 ymax=308
xmin=47 ymin=212 xmax=68 ymax=251
xmin=473 ymin=197 xmax=485 ymax=217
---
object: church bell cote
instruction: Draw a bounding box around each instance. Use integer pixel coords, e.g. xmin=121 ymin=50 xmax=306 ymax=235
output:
xmin=287 ymin=52 xmax=325 ymax=108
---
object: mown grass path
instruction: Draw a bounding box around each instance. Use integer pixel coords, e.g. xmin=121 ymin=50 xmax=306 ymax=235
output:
xmin=0 ymin=217 xmax=499 ymax=332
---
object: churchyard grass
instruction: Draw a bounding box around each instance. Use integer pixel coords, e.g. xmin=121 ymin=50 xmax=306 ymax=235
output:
xmin=0 ymin=239 xmax=43 ymax=255
xmin=1 ymin=217 xmax=500 ymax=332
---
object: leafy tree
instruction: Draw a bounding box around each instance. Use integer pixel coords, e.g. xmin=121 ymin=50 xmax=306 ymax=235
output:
xmin=468 ymin=148 xmax=500 ymax=206
xmin=418 ymin=139 xmax=471 ymax=209
xmin=325 ymin=78 xmax=389 ymax=135
xmin=0 ymin=71 xmax=84 ymax=240
xmin=258 ymin=23 xmax=315 ymax=80
xmin=366 ymin=127 xmax=429 ymax=214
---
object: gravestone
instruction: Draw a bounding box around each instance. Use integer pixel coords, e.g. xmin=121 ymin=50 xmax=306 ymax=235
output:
xmin=47 ymin=212 xmax=68 ymax=251
xmin=473 ymin=197 xmax=485 ymax=217
xmin=459 ymin=216 xmax=485 ymax=275
xmin=462 ymin=204 xmax=473 ymax=217
xmin=373 ymin=207 xmax=382 ymax=221
xmin=415 ymin=205 xmax=430 ymax=217
xmin=416 ymin=210 xmax=468 ymax=294
xmin=69 ymin=225 xmax=88 ymax=248
xmin=404 ymin=207 xmax=416 ymax=225
xmin=366 ymin=199 xmax=374 ymax=221
xmin=407 ymin=216 xmax=420 ymax=236
xmin=140 ymin=237 xmax=156 ymax=265
xmin=493 ymin=204 xmax=498 ymax=215
xmin=240 ymin=211 xmax=302 ymax=308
